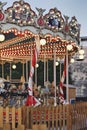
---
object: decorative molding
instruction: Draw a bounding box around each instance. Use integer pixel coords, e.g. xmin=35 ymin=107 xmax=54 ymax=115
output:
xmin=0 ymin=0 xmax=80 ymax=42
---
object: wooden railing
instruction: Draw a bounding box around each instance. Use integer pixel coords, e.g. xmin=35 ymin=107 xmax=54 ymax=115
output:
xmin=0 ymin=107 xmax=22 ymax=129
xmin=0 ymin=102 xmax=87 ymax=130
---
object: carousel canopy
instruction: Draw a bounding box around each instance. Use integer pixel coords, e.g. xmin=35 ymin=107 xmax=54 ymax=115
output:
xmin=0 ymin=0 xmax=80 ymax=63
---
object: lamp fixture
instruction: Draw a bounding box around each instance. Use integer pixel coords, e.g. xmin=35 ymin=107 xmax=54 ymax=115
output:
xmin=35 ymin=63 xmax=39 ymax=68
xmin=79 ymin=54 xmax=84 ymax=60
xmin=40 ymin=38 xmax=46 ymax=46
xmin=0 ymin=27 xmax=5 ymax=42
xmin=67 ymin=44 xmax=73 ymax=51
xmin=0 ymin=34 xmax=5 ymax=42
xmin=79 ymin=47 xmax=84 ymax=55
xmin=70 ymin=57 xmax=75 ymax=63
xmin=12 ymin=64 xmax=16 ymax=69
xmin=55 ymin=61 xmax=59 ymax=66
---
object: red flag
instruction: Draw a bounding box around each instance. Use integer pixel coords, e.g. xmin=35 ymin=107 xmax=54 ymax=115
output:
xmin=26 ymin=36 xmax=41 ymax=107
xmin=28 ymin=50 xmax=37 ymax=96
xmin=59 ymin=56 xmax=66 ymax=104
xmin=26 ymin=95 xmax=41 ymax=107
xmin=32 ymin=50 xmax=37 ymax=67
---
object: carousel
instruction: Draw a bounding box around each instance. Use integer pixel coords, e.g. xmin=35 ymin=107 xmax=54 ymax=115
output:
xmin=0 ymin=0 xmax=82 ymax=106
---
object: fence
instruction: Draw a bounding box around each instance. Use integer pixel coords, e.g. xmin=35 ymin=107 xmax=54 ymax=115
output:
xmin=0 ymin=102 xmax=87 ymax=130
xmin=0 ymin=107 xmax=22 ymax=129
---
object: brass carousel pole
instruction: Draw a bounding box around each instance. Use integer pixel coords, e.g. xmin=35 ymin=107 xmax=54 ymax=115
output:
xmin=22 ymin=62 xmax=25 ymax=78
xmin=66 ymin=44 xmax=73 ymax=103
xmin=2 ymin=61 xmax=4 ymax=78
xmin=66 ymin=48 xmax=69 ymax=103
xmin=10 ymin=62 xmax=12 ymax=81
xmin=44 ymin=46 xmax=46 ymax=105
xmin=64 ymin=15 xmax=69 ymax=104
xmin=47 ymin=60 xmax=48 ymax=82
xmin=35 ymin=64 xmax=37 ymax=87
xmin=26 ymin=60 xmax=28 ymax=82
xmin=54 ymin=45 xmax=57 ymax=106
xmin=60 ymin=60 xmax=62 ymax=80
xmin=44 ymin=48 xmax=46 ymax=86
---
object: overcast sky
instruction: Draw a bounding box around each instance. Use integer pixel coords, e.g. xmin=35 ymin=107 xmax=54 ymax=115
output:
xmin=2 ymin=0 xmax=87 ymax=36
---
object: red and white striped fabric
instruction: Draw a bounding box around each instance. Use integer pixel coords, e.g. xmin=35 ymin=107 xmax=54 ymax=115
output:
xmin=59 ymin=56 xmax=66 ymax=104
xmin=26 ymin=36 xmax=41 ymax=107
xmin=28 ymin=49 xmax=37 ymax=96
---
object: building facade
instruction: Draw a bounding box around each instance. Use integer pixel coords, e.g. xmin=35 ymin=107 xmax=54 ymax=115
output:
xmin=69 ymin=36 xmax=87 ymax=98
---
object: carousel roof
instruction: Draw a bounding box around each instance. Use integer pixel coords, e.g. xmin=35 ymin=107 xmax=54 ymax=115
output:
xmin=0 ymin=0 xmax=80 ymax=63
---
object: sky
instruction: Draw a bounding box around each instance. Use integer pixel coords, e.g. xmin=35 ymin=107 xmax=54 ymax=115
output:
xmin=2 ymin=0 xmax=87 ymax=36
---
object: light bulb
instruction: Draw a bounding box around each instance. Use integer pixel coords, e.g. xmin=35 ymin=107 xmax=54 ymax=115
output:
xmin=55 ymin=61 xmax=59 ymax=66
xmin=35 ymin=63 xmax=39 ymax=68
xmin=12 ymin=64 xmax=16 ymax=69
xmin=79 ymin=54 xmax=84 ymax=60
xmin=0 ymin=34 xmax=5 ymax=42
xmin=70 ymin=58 xmax=74 ymax=63
xmin=79 ymin=49 xmax=84 ymax=55
xmin=67 ymin=44 xmax=73 ymax=51
xmin=40 ymin=39 xmax=46 ymax=46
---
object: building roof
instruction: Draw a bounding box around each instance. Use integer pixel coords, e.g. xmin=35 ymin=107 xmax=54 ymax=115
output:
xmin=0 ymin=0 xmax=80 ymax=63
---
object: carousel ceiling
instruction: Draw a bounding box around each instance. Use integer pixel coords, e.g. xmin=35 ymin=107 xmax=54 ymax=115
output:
xmin=0 ymin=0 xmax=80 ymax=63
